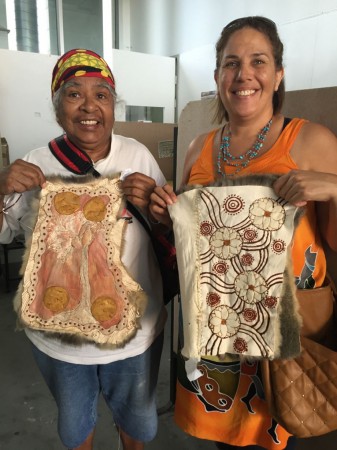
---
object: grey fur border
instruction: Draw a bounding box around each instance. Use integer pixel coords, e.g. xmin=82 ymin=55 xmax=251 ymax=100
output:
xmin=13 ymin=174 xmax=148 ymax=349
xmin=179 ymin=173 xmax=304 ymax=360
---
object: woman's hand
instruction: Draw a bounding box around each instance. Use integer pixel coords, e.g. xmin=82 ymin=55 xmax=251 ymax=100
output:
xmin=0 ymin=159 xmax=46 ymax=195
xmin=121 ymin=172 xmax=157 ymax=214
xmin=273 ymin=169 xmax=337 ymax=206
xmin=149 ymin=184 xmax=177 ymax=228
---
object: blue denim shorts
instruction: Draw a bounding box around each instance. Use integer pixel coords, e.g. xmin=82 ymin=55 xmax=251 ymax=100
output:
xmin=31 ymin=332 xmax=164 ymax=448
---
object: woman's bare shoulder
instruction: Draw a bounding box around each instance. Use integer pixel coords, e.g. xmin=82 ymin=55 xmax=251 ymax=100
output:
xmin=181 ymin=129 xmax=218 ymax=185
xmin=293 ymin=121 xmax=337 ymax=172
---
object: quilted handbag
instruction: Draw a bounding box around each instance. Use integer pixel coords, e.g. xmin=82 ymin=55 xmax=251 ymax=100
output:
xmin=261 ymin=284 xmax=337 ymax=437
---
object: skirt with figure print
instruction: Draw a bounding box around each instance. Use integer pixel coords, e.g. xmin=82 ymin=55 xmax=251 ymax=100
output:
xmin=174 ymin=354 xmax=292 ymax=449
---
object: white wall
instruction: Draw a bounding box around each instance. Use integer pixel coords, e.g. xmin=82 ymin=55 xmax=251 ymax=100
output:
xmin=2 ymin=0 xmax=337 ymax=160
xmin=129 ymin=0 xmax=337 ymax=118
xmin=111 ymin=49 xmax=175 ymax=123
xmin=129 ymin=0 xmax=173 ymax=55
xmin=177 ymin=44 xmax=216 ymax=123
xmin=130 ymin=0 xmax=337 ymax=56
xmin=177 ymin=7 xmax=337 ymax=118
xmin=0 ymin=50 xmax=61 ymax=162
xmin=0 ymin=48 xmax=175 ymax=162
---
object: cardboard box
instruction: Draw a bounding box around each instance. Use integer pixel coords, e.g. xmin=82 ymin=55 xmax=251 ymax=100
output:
xmin=114 ymin=122 xmax=176 ymax=182
xmin=1 ymin=137 xmax=10 ymax=167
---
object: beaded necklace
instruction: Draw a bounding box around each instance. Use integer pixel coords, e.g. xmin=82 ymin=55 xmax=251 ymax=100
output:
xmin=217 ymin=117 xmax=273 ymax=175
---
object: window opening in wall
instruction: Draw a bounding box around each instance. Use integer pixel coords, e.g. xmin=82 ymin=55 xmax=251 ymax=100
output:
xmin=62 ymin=0 xmax=103 ymax=55
xmin=6 ymin=0 xmax=57 ymax=54
xmin=4 ymin=0 xmax=106 ymax=56
xmin=126 ymin=106 xmax=164 ymax=123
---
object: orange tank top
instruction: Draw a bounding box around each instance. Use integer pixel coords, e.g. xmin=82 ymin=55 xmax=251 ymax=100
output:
xmin=188 ymin=118 xmax=326 ymax=287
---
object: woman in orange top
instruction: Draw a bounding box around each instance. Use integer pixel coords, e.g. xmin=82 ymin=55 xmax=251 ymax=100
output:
xmin=149 ymin=16 xmax=337 ymax=450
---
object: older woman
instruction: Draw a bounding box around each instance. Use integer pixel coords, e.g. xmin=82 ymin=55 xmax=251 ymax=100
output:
xmin=0 ymin=49 xmax=166 ymax=450
xmin=150 ymin=16 xmax=337 ymax=450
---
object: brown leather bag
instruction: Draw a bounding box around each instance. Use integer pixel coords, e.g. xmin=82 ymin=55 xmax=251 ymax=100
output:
xmin=260 ymin=284 xmax=337 ymax=437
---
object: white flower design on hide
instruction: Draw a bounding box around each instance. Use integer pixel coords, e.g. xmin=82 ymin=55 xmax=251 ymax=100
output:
xmin=234 ymin=271 xmax=268 ymax=304
xmin=210 ymin=227 xmax=243 ymax=259
xmin=249 ymin=198 xmax=285 ymax=231
xmin=209 ymin=305 xmax=240 ymax=338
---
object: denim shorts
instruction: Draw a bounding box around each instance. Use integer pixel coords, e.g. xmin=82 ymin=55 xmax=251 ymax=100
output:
xmin=31 ymin=332 xmax=164 ymax=448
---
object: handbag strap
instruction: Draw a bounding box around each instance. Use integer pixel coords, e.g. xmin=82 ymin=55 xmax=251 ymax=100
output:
xmin=126 ymin=201 xmax=152 ymax=237
xmin=48 ymin=134 xmax=101 ymax=178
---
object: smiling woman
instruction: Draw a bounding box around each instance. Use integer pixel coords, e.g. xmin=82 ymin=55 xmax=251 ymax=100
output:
xmin=50 ymin=49 xmax=116 ymax=161
xmin=149 ymin=15 xmax=337 ymax=450
xmin=0 ymin=48 xmax=168 ymax=450
xmin=213 ymin=16 xmax=285 ymax=125
xmin=55 ymin=77 xmax=115 ymax=160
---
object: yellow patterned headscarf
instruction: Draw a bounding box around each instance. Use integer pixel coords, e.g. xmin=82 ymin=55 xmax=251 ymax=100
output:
xmin=51 ymin=48 xmax=115 ymax=97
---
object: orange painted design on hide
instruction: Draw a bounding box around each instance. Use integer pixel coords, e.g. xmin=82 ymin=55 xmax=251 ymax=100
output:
xmin=18 ymin=177 xmax=147 ymax=346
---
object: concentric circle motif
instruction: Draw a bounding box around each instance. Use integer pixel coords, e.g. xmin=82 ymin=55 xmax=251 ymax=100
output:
xmin=271 ymin=239 xmax=286 ymax=254
xmin=233 ymin=337 xmax=248 ymax=353
xmin=206 ymin=292 xmax=221 ymax=307
xmin=213 ymin=261 xmax=229 ymax=274
xmin=200 ymin=221 xmax=214 ymax=236
xmin=242 ymin=308 xmax=257 ymax=322
xmin=264 ymin=296 xmax=278 ymax=308
xmin=242 ymin=228 xmax=258 ymax=242
xmin=223 ymin=194 xmax=245 ymax=215
xmin=240 ymin=253 xmax=254 ymax=267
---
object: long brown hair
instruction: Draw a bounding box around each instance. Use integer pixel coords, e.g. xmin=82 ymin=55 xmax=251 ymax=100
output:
xmin=214 ymin=16 xmax=285 ymax=123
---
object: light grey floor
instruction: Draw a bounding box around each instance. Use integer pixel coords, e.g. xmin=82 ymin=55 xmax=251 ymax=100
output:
xmin=1 ymin=259 xmax=337 ymax=450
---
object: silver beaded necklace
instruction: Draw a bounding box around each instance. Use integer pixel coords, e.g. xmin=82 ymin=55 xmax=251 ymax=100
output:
xmin=217 ymin=117 xmax=273 ymax=175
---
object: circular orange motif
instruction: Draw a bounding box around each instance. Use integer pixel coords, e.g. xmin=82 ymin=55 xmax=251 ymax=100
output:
xmin=54 ymin=192 xmax=81 ymax=215
xmin=43 ymin=286 xmax=69 ymax=313
xmin=83 ymin=196 xmax=107 ymax=222
xmin=91 ymin=296 xmax=118 ymax=322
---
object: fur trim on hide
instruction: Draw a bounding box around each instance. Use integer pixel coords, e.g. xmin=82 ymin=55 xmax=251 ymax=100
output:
xmin=14 ymin=174 xmax=148 ymax=349
xmin=174 ymin=173 xmax=304 ymax=361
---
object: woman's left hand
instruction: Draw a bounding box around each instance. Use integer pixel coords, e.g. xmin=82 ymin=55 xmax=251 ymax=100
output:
xmin=273 ymin=169 xmax=337 ymax=206
xmin=149 ymin=184 xmax=177 ymax=228
xmin=121 ymin=172 xmax=156 ymax=213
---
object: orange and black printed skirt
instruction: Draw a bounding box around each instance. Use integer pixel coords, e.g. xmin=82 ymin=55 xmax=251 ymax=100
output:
xmin=174 ymin=354 xmax=292 ymax=449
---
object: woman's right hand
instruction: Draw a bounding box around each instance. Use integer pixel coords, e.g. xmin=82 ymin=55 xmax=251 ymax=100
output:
xmin=0 ymin=159 xmax=46 ymax=195
xmin=149 ymin=184 xmax=177 ymax=228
